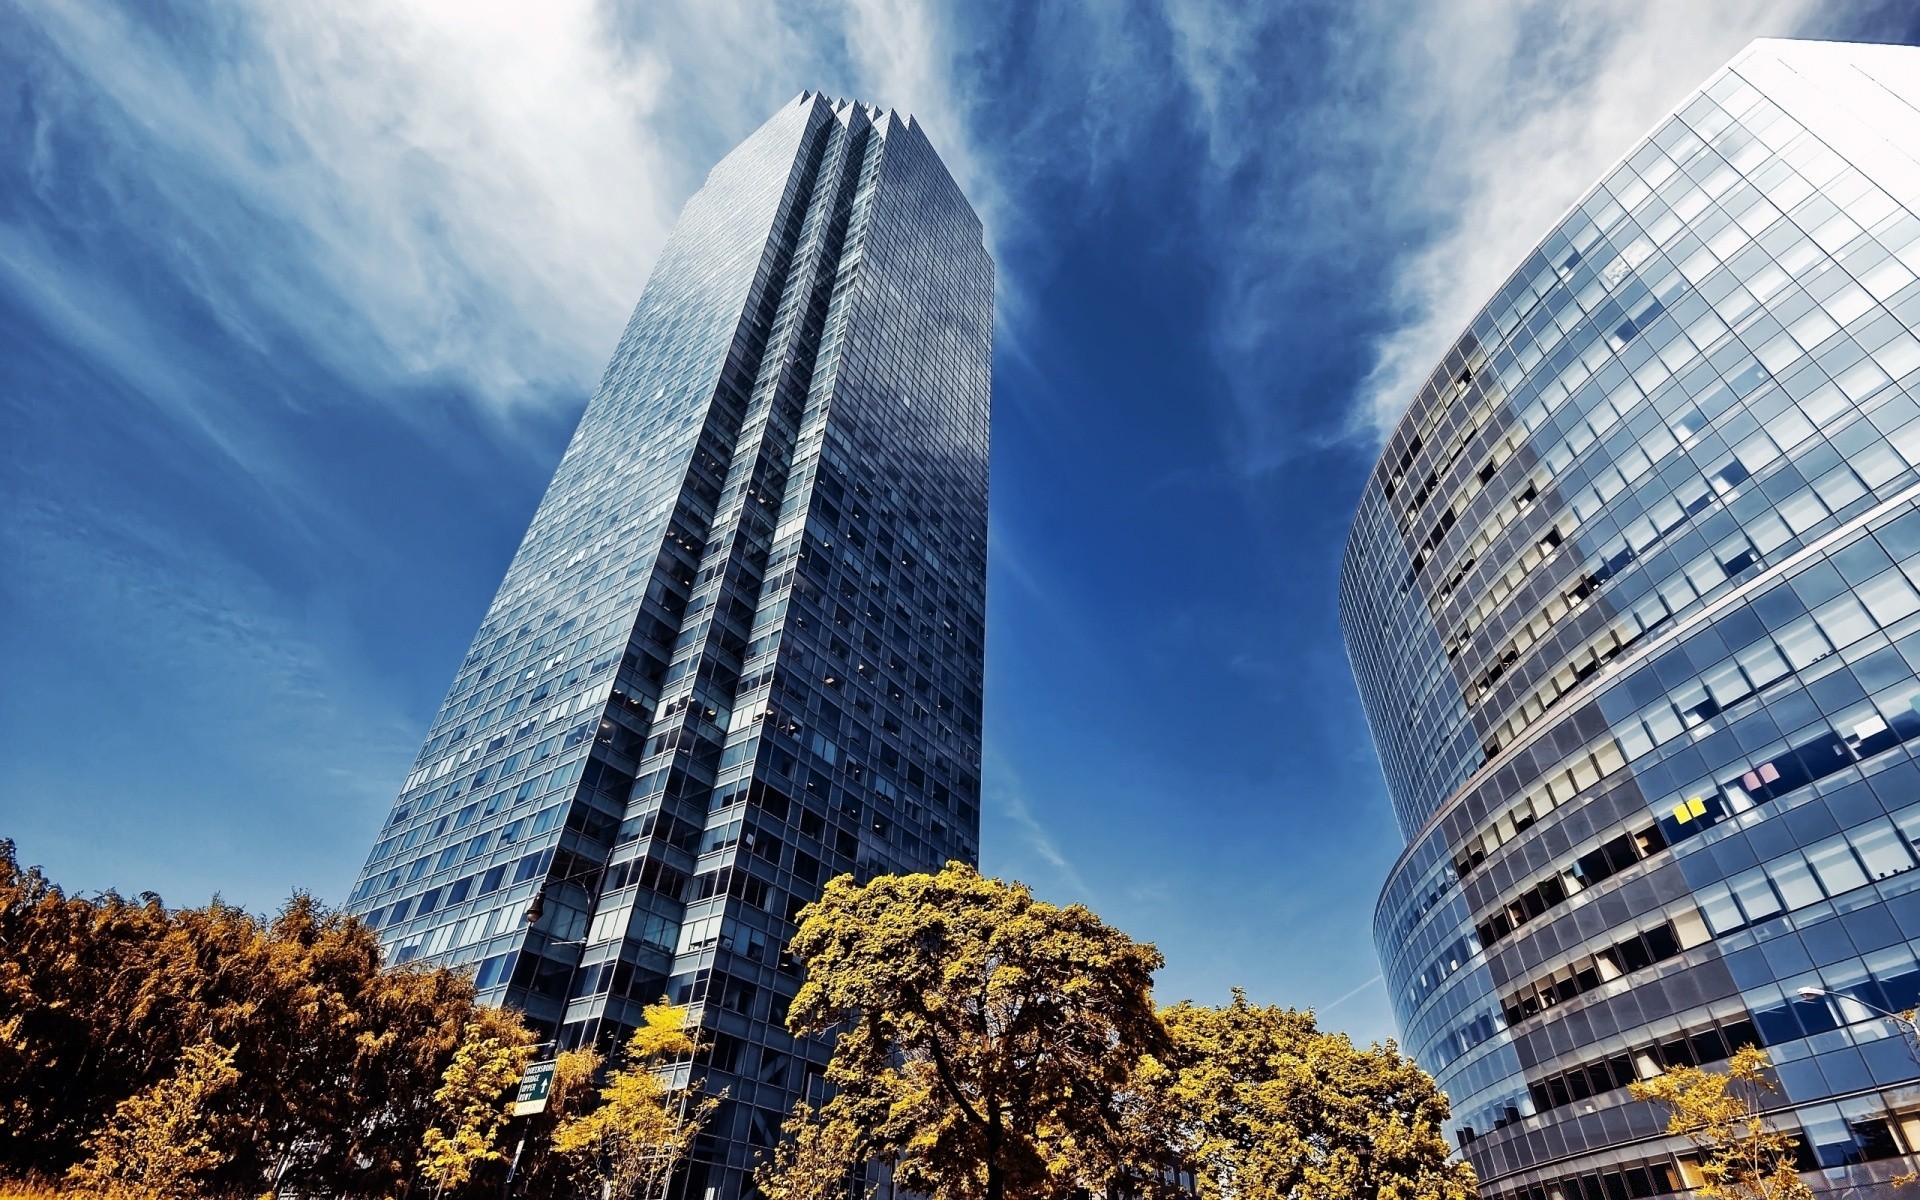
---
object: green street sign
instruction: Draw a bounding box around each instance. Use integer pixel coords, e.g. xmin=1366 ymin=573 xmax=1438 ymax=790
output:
xmin=512 ymin=1060 xmax=556 ymax=1116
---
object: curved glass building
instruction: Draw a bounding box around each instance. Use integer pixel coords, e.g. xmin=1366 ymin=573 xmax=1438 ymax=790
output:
xmin=1344 ymin=40 xmax=1920 ymax=1199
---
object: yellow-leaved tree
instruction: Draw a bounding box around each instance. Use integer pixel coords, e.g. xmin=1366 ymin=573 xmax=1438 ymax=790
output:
xmin=510 ymin=1046 xmax=603 ymax=1200
xmin=1136 ymin=993 xmax=1476 ymax=1200
xmin=553 ymin=1003 xmax=719 ymax=1200
xmin=67 ymin=1040 xmax=240 ymax=1200
xmin=419 ymin=1013 xmax=534 ymax=1198
xmin=1629 ymin=1046 xmax=1814 ymax=1200
xmin=757 ymin=862 xmax=1167 ymax=1200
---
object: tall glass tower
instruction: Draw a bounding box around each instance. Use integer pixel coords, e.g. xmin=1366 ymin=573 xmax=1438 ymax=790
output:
xmin=344 ymin=94 xmax=991 ymax=1195
xmin=1344 ymin=40 xmax=1920 ymax=1199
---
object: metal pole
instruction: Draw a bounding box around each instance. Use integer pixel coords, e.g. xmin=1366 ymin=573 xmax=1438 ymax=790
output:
xmin=1798 ymin=986 xmax=1920 ymax=1057
xmin=502 ymin=1132 xmax=526 ymax=1200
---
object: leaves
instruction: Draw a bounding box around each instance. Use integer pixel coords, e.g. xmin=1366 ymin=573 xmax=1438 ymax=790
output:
xmin=419 ymin=1016 xmax=534 ymax=1197
xmin=760 ymin=865 xmax=1473 ymax=1200
xmin=1629 ymin=1047 xmax=1814 ymax=1200
xmin=553 ymin=1003 xmax=718 ymax=1200
xmin=0 ymin=839 xmax=533 ymax=1198
xmin=1136 ymin=993 xmax=1475 ymax=1200
xmin=66 ymin=1041 xmax=240 ymax=1200
xmin=761 ymin=862 xmax=1166 ymax=1200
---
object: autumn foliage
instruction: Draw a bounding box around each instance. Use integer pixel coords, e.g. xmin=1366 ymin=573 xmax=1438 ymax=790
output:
xmin=1629 ymin=1047 xmax=1815 ymax=1200
xmin=0 ymin=838 xmax=528 ymax=1198
xmin=760 ymin=862 xmax=1478 ymax=1200
xmin=4 ymin=839 xmax=1477 ymax=1200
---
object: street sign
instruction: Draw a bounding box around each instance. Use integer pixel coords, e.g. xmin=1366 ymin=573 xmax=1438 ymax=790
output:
xmin=512 ymin=1060 xmax=557 ymax=1117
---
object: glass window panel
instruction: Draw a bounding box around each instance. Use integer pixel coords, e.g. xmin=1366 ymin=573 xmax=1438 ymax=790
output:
xmin=1857 ymin=569 xmax=1920 ymax=625
xmin=1730 ymin=866 xmax=1784 ymax=921
xmin=1846 ymin=819 xmax=1913 ymax=880
xmin=1806 ymin=834 xmax=1870 ymax=897
xmin=1769 ymin=852 xmax=1826 ymax=908
xmin=1776 ymin=615 xmax=1834 ymax=668
xmin=1699 ymin=883 xmax=1747 ymax=934
xmin=1813 ymin=594 xmax=1876 ymax=650
xmin=1704 ymin=659 xmax=1752 ymax=708
xmin=1737 ymin=640 xmax=1791 ymax=689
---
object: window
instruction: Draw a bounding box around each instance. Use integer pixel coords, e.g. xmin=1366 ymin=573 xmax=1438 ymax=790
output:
xmin=1847 ymin=819 xmax=1913 ymax=880
xmin=1806 ymin=834 xmax=1869 ymax=896
xmin=1729 ymin=867 xmax=1782 ymax=922
xmin=1770 ymin=854 xmax=1824 ymax=908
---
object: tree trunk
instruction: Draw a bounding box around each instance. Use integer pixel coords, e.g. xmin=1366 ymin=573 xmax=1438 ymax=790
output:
xmin=985 ymin=1102 xmax=1003 ymax=1200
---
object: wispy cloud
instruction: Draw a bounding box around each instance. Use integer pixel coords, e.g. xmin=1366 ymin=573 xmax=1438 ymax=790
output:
xmin=981 ymin=746 xmax=1097 ymax=904
xmin=9 ymin=0 xmax=984 ymax=428
xmin=0 ymin=487 xmax=419 ymax=907
xmin=1348 ymin=0 xmax=1826 ymax=440
xmin=1078 ymin=0 xmax=1835 ymax=470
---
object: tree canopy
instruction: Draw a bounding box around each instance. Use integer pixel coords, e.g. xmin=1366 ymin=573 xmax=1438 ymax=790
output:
xmin=1139 ymin=993 xmax=1476 ymax=1200
xmin=552 ymin=1002 xmax=719 ymax=1200
xmin=758 ymin=862 xmax=1472 ymax=1200
xmin=1630 ymin=1047 xmax=1813 ymax=1200
xmin=4 ymin=842 xmax=1480 ymax=1200
xmin=0 ymin=839 xmax=520 ymax=1197
xmin=761 ymin=861 xmax=1167 ymax=1200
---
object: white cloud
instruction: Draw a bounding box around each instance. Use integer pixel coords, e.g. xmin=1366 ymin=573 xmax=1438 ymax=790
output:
xmin=12 ymin=0 xmax=983 ymax=422
xmin=1348 ymin=0 xmax=1827 ymax=439
xmin=981 ymin=747 xmax=1098 ymax=904
xmin=1123 ymin=0 xmax=1833 ymax=468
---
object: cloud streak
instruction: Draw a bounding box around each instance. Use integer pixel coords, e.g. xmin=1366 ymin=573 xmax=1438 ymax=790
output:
xmin=1349 ymin=0 xmax=1829 ymax=440
xmin=10 ymin=0 xmax=989 ymax=427
xmin=1037 ymin=0 xmax=1837 ymax=473
xmin=981 ymin=747 xmax=1098 ymax=905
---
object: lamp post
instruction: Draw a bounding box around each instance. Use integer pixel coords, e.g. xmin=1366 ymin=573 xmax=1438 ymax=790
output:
xmin=1797 ymin=985 xmax=1920 ymax=1061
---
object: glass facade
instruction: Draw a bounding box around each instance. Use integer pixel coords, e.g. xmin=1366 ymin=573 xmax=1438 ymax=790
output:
xmin=1343 ymin=40 xmax=1920 ymax=1198
xmin=342 ymin=93 xmax=992 ymax=1197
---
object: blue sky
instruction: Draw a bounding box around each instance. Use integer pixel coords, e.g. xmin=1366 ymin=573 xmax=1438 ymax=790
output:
xmin=5 ymin=0 xmax=1918 ymax=1046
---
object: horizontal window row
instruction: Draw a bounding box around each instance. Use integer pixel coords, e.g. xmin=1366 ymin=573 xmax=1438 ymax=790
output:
xmin=1750 ymin=946 xmax=1920 ymax=1047
xmin=1502 ymin=911 xmax=1710 ymax=1028
xmin=1620 ymin=563 xmax=1920 ymax=764
xmin=1403 ymin=816 xmax=1667 ymax=1021
xmin=1484 ymin=1156 xmax=1683 ymax=1200
xmin=1429 ymin=1007 xmax=1505 ymax=1075
xmin=1476 ymin=822 xmax=1668 ymax=951
xmin=1525 ymin=1015 xmax=1760 ymax=1119
xmin=1696 ymin=809 xmax=1920 ymax=936
xmin=1486 ymin=1096 xmax=1919 ymax=1198
xmin=1392 ymin=366 xmax=1498 ymax=525
xmin=1481 ymin=521 xmax=1782 ymax=760
xmin=1462 ymin=301 xmax=1920 ymax=757
xmin=371 ymin=763 xmax=575 ymax=867
xmin=365 ymin=836 xmax=557 ymax=918
xmin=1443 ymin=518 xmax=1573 ymax=659
xmin=1654 ymin=698 xmax=1917 ymax=849
xmin=1404 ymin=928 xmax=1480 ymax=1008
xmin=1455 ymin=737 xmax=1628 ymax=879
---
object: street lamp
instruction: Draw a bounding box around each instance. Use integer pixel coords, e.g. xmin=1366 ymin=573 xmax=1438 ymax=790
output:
xmin=1797 ymin=985 xmax=1920 ymax=1059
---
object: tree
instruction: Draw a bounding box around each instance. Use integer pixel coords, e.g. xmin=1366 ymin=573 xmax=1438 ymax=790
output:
xmin=67 ymin=1040 xmax=240 ymax=1200
xmin=1629 ymin=1047 xmax=1814 ymax=1200
xmin=1134 ymin=993 xmax=1476 ymax=1200
xmin=757 ymin=862 xmax=1167 ymax=1200
xmin=554 ymin=1003 xmax=719 ymax=1200
xmin=511 ymin=1046 xmax=603 ymax=1200
xmin=0 ymin=839 xmax=535 ymax=1198
xmin=420 ymin=1015 xmax=535 ymax=1197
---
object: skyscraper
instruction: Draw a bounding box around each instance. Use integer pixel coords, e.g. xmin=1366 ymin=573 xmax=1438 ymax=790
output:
xmin=1343 ymin=40 xmax=1920 ymax=1199
xmin=344 ymin=94 xmax=991 ymax=1195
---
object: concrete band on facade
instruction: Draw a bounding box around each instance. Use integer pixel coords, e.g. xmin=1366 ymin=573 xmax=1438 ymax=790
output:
xmin=1343 ymin=39 xmax=1920 ymax=1200
xmin=341 ymin=93 xmax=992 ymax=1199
